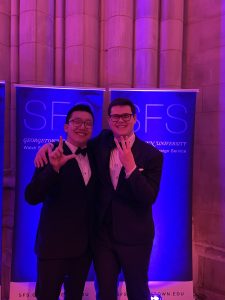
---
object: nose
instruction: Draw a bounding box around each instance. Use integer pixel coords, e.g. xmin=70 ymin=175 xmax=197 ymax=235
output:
xmin=117 ymin=117 xmax=126 ymax=123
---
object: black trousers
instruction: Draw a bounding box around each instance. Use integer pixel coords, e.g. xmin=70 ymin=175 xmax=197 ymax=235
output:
xmin=93 ymin=226 xmax=153 ymax=300
xmin=35 ymin=251 xmax=92 ymax=300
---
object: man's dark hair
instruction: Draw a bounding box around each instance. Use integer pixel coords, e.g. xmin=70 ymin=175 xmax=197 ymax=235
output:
xmin=108 ymin=98 xmax=136 ymax=116
xmin=66 ymin=104 xmax=94 ymax=124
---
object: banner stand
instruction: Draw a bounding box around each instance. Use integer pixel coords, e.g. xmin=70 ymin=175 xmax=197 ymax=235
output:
xmin=11 ymin=86 xmax=197 ymax=300
xmin=0 ymin=81 xmax=6 ymax=298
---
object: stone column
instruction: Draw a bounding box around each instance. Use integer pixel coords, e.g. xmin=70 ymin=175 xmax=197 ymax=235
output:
xmin=100 ymin=0 xmax=134 ymax=87
xmin=0 ymin=0 xmax=11 ymax=170
xmin=10 ymin=0 xmax=19 ymax=171
xmin=134 ymin=0 xmax=160 ymax=87
xmin=159 ymin=0 xmax=184 ymax=88
xmin=65 ymin=0 xmax=100 ymax=86
xmin=19 ymin=0 xmax=54 ymax=84
xmin=55 ymin=0 xmax=65 ymax=86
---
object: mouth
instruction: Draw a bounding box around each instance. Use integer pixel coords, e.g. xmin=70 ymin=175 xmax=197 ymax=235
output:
xmin=116 ymin=125 xmax=127 ymax=128
xmin=74 ymin=131 xmax=88 ymax=136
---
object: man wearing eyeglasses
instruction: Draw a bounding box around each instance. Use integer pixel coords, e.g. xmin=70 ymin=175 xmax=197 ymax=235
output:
xmin=25 ymin=104 xmax=96 ymax=300
xmin=34 ymin=98 xmax=163 ymax=300
xmin=90 ymin=98 xmax=163 ymax=300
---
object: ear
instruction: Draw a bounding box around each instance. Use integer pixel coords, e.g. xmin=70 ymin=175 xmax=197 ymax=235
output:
xmin=64 ymin=123 xmax=68 ymax=133
xmin=107 ymin=116 xmax=111 ymax=126
xmin=133 ymin=114 xmax=137 ymax=122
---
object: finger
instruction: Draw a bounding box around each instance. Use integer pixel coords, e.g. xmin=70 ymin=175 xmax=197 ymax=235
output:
xmin=120 ymin=136 xmax=127 ymax=150
xmin=49 ymin=143 xmax=54 ymax=150
xmin=54 ymin=144 xmax=63 ymax=156
xmin=34 ymin=155 xmax=43 ymax=168
xmin=124 ymin=135 xmax=131 ymax=149
xmin=58 ymin=144 xmax=63 ymax=155
xmin=34 ymin=157 xmax=40 ymax=168
xmin=45 ymin=143 xmax=53 ymax=157
xmin=52 ymin=138 xmax=63 ymax=157
xmin=40 ymin=150 xmax=48 ymax=165
xmin=47 ymin=146 xmax=52 ymax=159
xmin=58 ymin=136 xmax=63 ymax=150
xmin=47 ymin=143 xmax=54 ymax=153
xmin=39 ymin=158 xmax=44 ymax=168
xmin=37 ymin=157 xmax=44 ymax=168
xmin=35 ymin=143 xmax=52 ymax=167
xmin=64 ymin=154 xmax=76 ymax=163
xmin=114 ymin=138 xmax=122 ymax=151
xmin=34 ymin=156 xmax=39 ymax=168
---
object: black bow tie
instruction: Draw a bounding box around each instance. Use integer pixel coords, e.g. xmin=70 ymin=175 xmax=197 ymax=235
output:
xmin=75 ymin=147 xmax=87 ymax=156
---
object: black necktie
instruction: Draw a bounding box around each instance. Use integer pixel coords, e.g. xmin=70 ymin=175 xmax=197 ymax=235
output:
xmin=75 ymin=147 xmax=87 ymax=156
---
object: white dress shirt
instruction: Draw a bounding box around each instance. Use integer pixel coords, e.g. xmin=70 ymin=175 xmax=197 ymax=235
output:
xmin=65 ymin=141 xmax=91 ymax=186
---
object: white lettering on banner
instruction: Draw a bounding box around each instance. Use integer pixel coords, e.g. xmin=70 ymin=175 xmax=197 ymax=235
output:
xmin=23 ymin=100 xmax=189 ymax=135
xmin=166 ymin=104 xmax=188 ymax=134
xmin=147 ymin=141 xmax=187 ymax=147
xmin=133 ymin=103 xmax=188 ymax=134
xmin=22 ymin=138 xmax=57 ymax=151
xmin=9 ymin=281 xmax=194 ymax=300
xmin=145 ymin=104 xmax=163 ymax=134
xmin=134 ymin=104 xmax=140 ymax=132
xmin=21 ymin=137 xmax=189 ymax=155
xmin=51 ymin=101 xmax=70 ymax=130
xmin=24 ymin=100 xmax=70 ymax=131
xmin=23 ymin=99 xmax=96 ymax=131
xmin=24 ymin=101 xmax=47 ymax=130
xmin=146 ymin=141 xmax=188 ymax=155
xmin=23 ymin=138 xmax=56 ymax=145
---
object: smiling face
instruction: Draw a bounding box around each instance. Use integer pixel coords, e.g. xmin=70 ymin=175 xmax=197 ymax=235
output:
xmin=64 ymin=110 xmax=93 ymax=148
xmin=108 ymin=105 xmax=136 ymax=139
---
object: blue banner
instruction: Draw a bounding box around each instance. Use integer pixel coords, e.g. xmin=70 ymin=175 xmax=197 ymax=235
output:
xmin=110 ymin=89 xmax=197 ymax=281
xmin=0 ymin=81 xmax=5 ymax=285
xmin=12 ymin=85 xmax=104 ymax=282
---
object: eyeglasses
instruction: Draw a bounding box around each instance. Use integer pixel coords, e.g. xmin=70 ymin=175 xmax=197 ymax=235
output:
xmin=109 ymin=113 xmax=133 ymax=122
xmin=68 ymin=118 xmax=93 ymax=128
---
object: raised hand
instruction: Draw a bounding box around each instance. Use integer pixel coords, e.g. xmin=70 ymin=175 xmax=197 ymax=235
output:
xmin=114 ymin=136 xmax=136 ymax=174
xmin=48 ymin=136 xmax=76 ymax=172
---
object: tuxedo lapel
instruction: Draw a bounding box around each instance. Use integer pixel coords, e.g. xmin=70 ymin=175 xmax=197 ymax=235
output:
xmin=116 ymin=166 xmax=126 ymax=190
xmin=101 ymin=135 xmax=116 ymax=188
xmin=131 ymin=136 xmax=144 ymax=166
xmin=86 ymin=148 xmax=95 ymax=187
xmin=63 ymin=142 xmax=73 ymax=155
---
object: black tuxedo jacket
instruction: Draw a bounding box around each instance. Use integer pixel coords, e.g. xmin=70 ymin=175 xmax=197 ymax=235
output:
xmin=90 ymin=129 xmax=163 ymax=246
xmin=25 ymin=142 xmax=96 ymax=259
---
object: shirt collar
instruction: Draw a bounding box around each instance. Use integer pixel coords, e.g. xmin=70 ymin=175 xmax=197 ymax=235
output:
xmin=65 ymin=140 xmax=87 ymax=154
xmin=127 ymin=132 xmax=135 ymax=147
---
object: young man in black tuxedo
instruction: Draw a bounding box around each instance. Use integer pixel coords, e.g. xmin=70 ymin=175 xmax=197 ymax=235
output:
xmin=25 ymin=104 xmax=96 ymax=300
xmin=90 ymin=98 xmax=163 ymax=300
xmin=34 ymin=98 xmax=163 ymax=300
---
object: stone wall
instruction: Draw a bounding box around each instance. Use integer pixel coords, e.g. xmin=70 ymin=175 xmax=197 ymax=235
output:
xmin=183 ymin=1 xmax=225 ymax=299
